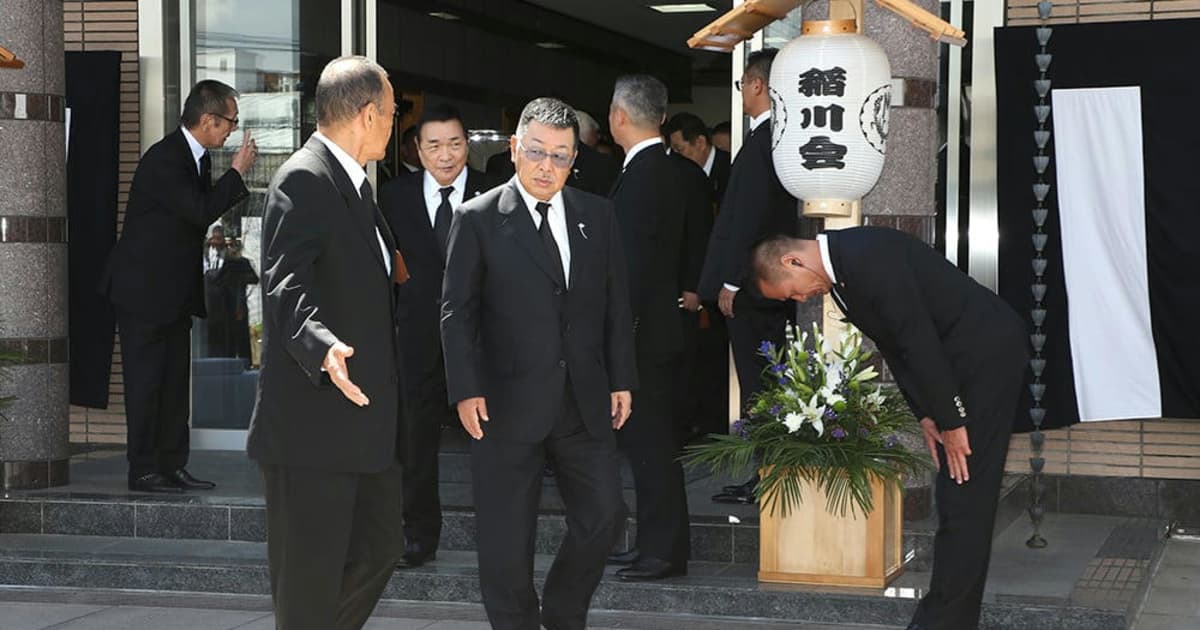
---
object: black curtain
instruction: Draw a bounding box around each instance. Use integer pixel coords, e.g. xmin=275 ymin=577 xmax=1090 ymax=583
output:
xmin=66 ymin=51 xmax=121 ymax=408
xmin=996 ymin=20 xmax=1200 ymax=430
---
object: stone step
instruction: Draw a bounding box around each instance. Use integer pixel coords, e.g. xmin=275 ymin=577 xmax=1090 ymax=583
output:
xmin=0 ymin=534 xmax=1127 ymax=630
xmin=0 ymin=492 xmax=936 ymax=571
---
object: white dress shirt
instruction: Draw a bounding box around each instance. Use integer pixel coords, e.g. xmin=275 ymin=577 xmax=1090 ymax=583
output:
xmin=702 ymin=146 xmax=716 ymax=176
xmin=622 ymin=136 xmax=663 ymax=170
xmin=749 ymin=110 xmax=771 ymax=133
xmin=724 ymin=111 xmax=774 ymax=294
xmin=513 ymin=178 xmax=571 ymax=287
xmin=312 ymin=131 xmax=391 ymax=277
xmin=180 ymin=126 xmax=206 ymax=175
xmin=816 ymin=233 xmax=838 ymax=284
xmin=423 ymin=167 xmax=469 ymax=227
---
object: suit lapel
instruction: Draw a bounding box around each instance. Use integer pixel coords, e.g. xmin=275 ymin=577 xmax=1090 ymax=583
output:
xmin=497 ymin=182 xmax=565 ymax=287
xmin=564 ymin=192 xmax=585 ymax=290
xmin=823 ymin=230 xmax=852 ymax=319
xmin=303 ymin=136 xmax=389 ymax=277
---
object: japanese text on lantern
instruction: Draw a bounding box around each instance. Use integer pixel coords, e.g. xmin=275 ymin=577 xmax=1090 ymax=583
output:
xmin=796 ymin=67 xmax=848 ymax=170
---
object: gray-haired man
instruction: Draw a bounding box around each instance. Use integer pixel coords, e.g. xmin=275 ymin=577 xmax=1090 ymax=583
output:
xmin=248 ymin=55 xmax=402 ymax=629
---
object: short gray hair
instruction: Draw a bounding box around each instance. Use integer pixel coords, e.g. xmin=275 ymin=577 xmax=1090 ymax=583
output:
xmin=612 ymin=74 xmax=668 ymax=130
xmin=575 ymin=109 xmax=599 ymax=138
xmin=180 ymin=80 xmax=238 ymax=128
xmin=315 ymin=56 xmax=389 ymax=126
xmin=515 ymin=97 xmax=579 ymax=148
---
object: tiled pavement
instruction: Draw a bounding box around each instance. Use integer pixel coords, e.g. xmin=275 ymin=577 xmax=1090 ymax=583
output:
xmin=1132 ymin=538 xmax=1200 ymax=630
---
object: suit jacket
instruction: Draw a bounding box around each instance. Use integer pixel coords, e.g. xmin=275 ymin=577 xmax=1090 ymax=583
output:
xmin=697 ymin=119 xmax=798 ymax=303
xmin=709 ymin=148 xmax=732 ymax=206
xmin=569 ymin=142 xmax=619 ymax=197
xmin=441 ymin=180 xmax=638 ymax=442
xmin=247 ymin=136 xmax=403 ymax=473
xmin=676 ymin=153 xmax=716 ymax=296
xmin=825 ymin=227 xmax=1027 ymax=431
xmin=103 ymin=128 xmax=248 ymax=324
xmin=485 ymin=150 xmax=515 ymax=190
xmin=609 ymin=145 xmax=707 ymax=358
xmin=379 ymin=167 xmax=487 ymax=404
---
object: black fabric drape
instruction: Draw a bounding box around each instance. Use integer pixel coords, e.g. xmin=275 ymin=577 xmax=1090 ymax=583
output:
xmin=996 ymin=20 xmax=1200 ymax=431
xmin=66 ymin=51 xmax=121 ymax=408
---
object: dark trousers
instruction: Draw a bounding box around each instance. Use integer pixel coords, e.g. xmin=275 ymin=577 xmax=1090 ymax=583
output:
xmin=726 ymin=298 xmax=790 ymax=412
xmin=261 ymin=460 xmax=404 ymax=630
xmin=116 ymin=309 xmax=192 ymax=480
xmin=674 ymin=310 xmax=729 ymax=439
xmin=471 ymin=394 xmax=622 ymax=630
xmin=911 ymin=346 xmax=1027 ymax=630
xmin=401 ymin=374 xmax=448 ymax=551
xmin=618 ymin=356 xmax=691 ymax=565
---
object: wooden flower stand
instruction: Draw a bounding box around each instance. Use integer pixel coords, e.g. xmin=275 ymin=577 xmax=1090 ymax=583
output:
xmin=758 ymin=472 xmax=904 ymax=588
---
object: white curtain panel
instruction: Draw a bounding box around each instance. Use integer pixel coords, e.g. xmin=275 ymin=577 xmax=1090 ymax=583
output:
xmin=1052 ymin=86 xmax=1161 ymax=421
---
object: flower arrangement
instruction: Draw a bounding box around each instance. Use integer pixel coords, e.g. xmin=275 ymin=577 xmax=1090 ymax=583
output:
xmin=683 ymin=323 xmax=928 ymax=518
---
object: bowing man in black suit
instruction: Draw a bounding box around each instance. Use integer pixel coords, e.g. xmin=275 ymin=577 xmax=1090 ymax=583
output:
xmin=247 ymin=56 xmax=404 ymax=630
xmin=752 ymin=227 xmax=1029 ymax=630
xmin=103 ymin=79 xmax=257 ymax=493
xmin=605 ymin=75 xmax=703 ymax=581
xmin=378 ymin=103 xmax=487 ymax=568
xmin=441 ymin=98 xmax=637 ymax=630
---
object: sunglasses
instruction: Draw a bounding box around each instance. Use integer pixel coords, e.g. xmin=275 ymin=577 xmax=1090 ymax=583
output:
xmin=517 ymin=141 xmax=574 ymax=169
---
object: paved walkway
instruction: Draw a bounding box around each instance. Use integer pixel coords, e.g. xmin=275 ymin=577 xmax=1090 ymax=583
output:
xmin=0 ymin=590 xmax=898 ymax=630
xmin=1132 ymin=538 xmax=1200 ymax=630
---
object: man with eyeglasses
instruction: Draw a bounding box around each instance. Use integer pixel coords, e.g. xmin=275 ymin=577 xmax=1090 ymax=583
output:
xmin=441 ymin=97 xmax=636 ymax=630
xmin=698 ymin=48 xmax=799 ymax=504
xmin=102 ymin=79 xmax=257 ymax=494
xmin=378 ymin=103 xmax=487 ymax=569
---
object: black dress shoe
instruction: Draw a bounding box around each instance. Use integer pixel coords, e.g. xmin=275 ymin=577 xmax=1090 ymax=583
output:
xmin=721 ymin=476 xmax=758 ymax=496
xmin=128 ymin=473 xmax=184 ymax=494
xmin=616 ymin=557 xmax=686 ymax=581
xmin=167 ymin=468 xmax=216 ymax=490
xmin=711 ymin=492 xmax=756 ymax=505
xmin=398 ymin=543 xmax=436 ymax=568
xmin=905 ymin=622 xmax=928 ymax=630
xmin=607 ymin=547 xmax=640 ymax=565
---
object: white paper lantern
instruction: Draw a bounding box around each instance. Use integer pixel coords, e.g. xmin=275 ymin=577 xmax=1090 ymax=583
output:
xmin=770 ymin=20 xmax=892 ymax=217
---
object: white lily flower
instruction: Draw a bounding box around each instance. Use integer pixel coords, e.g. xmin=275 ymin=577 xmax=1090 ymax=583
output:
xmin=819 ymin=384 xmax=845 ymax=407
xmin=783 ymin=412 xmax=805 ymax=434
xmin=851 ymin=365 xmax=879 ymax=383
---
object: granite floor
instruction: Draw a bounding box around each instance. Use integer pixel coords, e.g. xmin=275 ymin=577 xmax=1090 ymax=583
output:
xmin=0 ymin=590 xmax=898 ymax=630
xmin=1131 ymin=538 xmax=1200 ymax=630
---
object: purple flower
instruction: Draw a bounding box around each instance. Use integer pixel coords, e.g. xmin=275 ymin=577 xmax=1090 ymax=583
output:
xmin=731 ymin=419 xmax=750 ymax=440
xmin=777 ymin=377 xmax=788 ymax=386
xmin=769 ymin=405 xmax=783 ymax=416
xmin=769 ymin=363 xmax=787 ymax=375
xmin=858 ymin=427 xmax=871 ymax=438
xmin=831 ymin=426 xmax=847 ymax=440
xmin=823 ymin=407 xmax=837 ymax=421
xmin=758 ymin=340 xmax=775 ymax=356
xmin=885 ymin=434 xmax=900 ymax=449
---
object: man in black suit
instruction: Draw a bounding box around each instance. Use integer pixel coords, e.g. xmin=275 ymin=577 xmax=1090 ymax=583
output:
xmin=247 ymin=56 xmax=402 ymax=629
xmin=103 ymin=79 xmax=257 ymax=493
xmin=441 ymin=97 xmax=636 ymax=630
xmin=698 ymin=49 xmax=797 ymax=502
xmin=664 ymin=111 xmax=730 ymax=439
xmin=751 ymin=228 xmax=1029 ymax=630
xmin=379 ymin=103 xmax=487 ymax=568
xmin=604 ymin=75 xmax=704 ymax=581
xmin=665 ymin=112 xmax=731 ymax=205
xmin=710 ymin=120 xmax=732 ymax=154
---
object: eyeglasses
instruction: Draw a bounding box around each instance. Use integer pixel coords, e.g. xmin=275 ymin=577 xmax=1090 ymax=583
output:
xmin=517 ymin=141 xmax=574 ymax=169
xmin=735 ymin=76 xmax=760 ymax=92
xmin=211 ymin=112 xmax=239 ymax=127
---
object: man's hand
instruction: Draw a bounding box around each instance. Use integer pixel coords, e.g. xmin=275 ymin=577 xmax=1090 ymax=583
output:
xmin=941 ymin=426 xmax=972 ymax=484
xmin=231 ymin=130 xmax=258 ymax=176
xmin=920 ymin=417 xmax=972 ymax=484
xmin=457 ymin=397 xmax=489 ymax=440
xmin=324 ymin=342 xmax=369 ymax=407
xmin=680 ymin=291 xmax=701 ymax=312
xmin=611 ymin=391 xmax=632 ymax=430
xmin=718 ymin=287 xmax=736 ymax=318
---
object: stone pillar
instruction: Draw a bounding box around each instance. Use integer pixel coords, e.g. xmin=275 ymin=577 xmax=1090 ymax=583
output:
xmin=0 ymin=0 xmax=70 ymax=489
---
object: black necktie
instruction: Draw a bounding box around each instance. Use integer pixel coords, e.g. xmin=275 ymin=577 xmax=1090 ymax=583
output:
xmin=535 ymin=201 xmax=565 ymax=286
xmin=434 ymin=186 xmax=454 ymax=260
xmin=199 ymin=152 xmax=212 ymax=187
